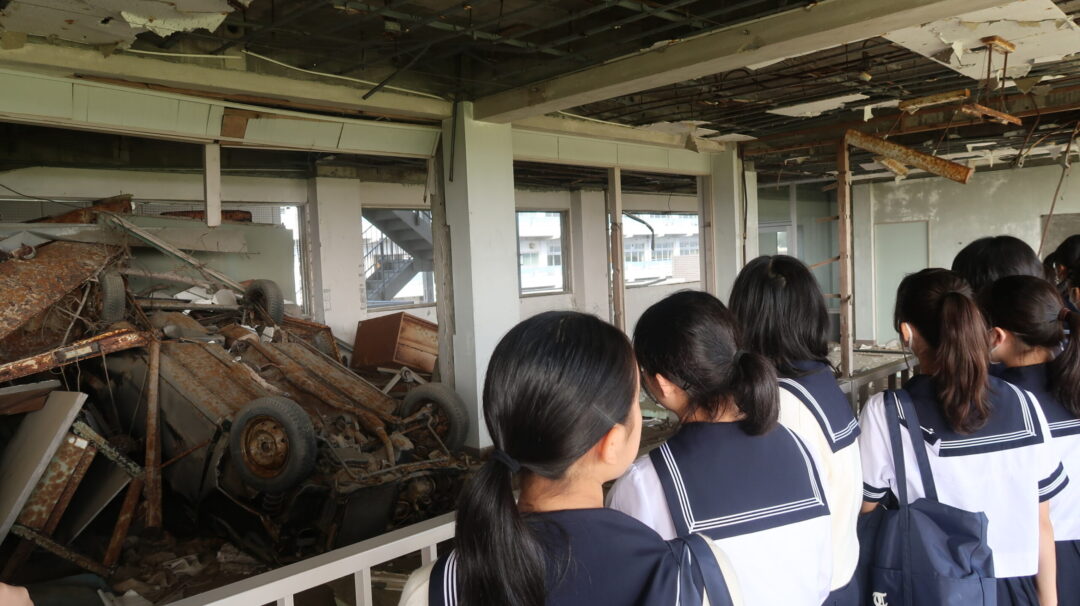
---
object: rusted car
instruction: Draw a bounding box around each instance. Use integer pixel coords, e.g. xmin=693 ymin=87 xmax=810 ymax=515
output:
xmin=96 ymin=313 xmax=468 ymax=562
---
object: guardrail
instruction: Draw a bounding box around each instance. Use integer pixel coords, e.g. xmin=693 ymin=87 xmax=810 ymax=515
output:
xmin=168 ymin=512 xmax=455 ymax=606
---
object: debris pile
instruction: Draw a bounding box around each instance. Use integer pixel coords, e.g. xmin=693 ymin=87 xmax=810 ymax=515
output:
xmin=0 ymin=198 xmax=470 ymax=604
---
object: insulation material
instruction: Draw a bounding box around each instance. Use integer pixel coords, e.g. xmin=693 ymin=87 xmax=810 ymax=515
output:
xmin=767 ymin=93 xmax=868 ymax=118
xmin=884 ymin=0 xmax=1080 ymax=82
xmin=0 ymin=0 xmax=251 ymax=47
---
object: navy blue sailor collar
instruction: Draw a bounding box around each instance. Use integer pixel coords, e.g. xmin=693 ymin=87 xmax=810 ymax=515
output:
xmin=778 ymin=359 xmax=860 ymax=451
xmin=995 ymin=363 xmax=1080 ymax=437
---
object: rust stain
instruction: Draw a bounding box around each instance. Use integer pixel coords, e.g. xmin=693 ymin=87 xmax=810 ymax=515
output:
xmin=843 ymin=129 xmax=974 ymax=184
xmin=16 ymin=434 xmax=90 ymax=529
xmin=160 ymin=209 xmax=253 ymax=222
xmin=0 ymin=328 xmax=152 ymax=383
xmin=0 ymin=242 xmax=119 ymax=342
xmin=29 ymin=195 xmax=133 ymax=224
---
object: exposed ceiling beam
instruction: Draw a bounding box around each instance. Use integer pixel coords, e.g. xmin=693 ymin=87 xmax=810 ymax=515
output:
xmin=472 ymin=0 xmax=1011 ymax=123
xmin=0 ymin=41 xmax=451 ymax=121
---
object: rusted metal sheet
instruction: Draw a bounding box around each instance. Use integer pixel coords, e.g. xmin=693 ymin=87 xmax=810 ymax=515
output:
xmin=30 ymin=195 xmax=133 ymax=224
xmin=0 ymin=328 xmax=152 ymax=383
xmin=281 ymin=316 xmax=342 ymax=362
xmin=959 ymin=103 xmax=1023 ymax=126
xmin=71 ymin=421 xmax=144 ymax=479
xmin=0 ymin=241 xmax=118 ymax=342
xmin=843 ymin=129 xmax=974 ymax=184
xmin=15 ymin=434 xmax=91 ymax=530
xmin=159 ymin=341 xmax=262 ymax=421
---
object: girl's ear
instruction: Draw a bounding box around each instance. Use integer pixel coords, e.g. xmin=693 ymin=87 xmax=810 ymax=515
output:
xmin=989 ymin=327 xmax=1008 ymax=354
xmin=595 ymin=421 xmax=630 ymax=466
xmin=652 ymin=373 xmax=680 ymax=400
xmin=899 ymin=322 xmax=914 ymax=348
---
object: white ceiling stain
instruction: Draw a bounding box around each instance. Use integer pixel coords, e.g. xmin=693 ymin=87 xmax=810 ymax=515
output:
xmin=767 ymin=93 xmax=869 ymax=118
xmin=0 ymin=0 xmax=252 ymax=47
xmin=884 ymin=0 xmax=1080 ymax=82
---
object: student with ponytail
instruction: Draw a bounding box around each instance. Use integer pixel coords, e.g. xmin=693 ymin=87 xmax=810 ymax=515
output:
xmin=608 ymin=291 xmax=832 ymax=606
xmin=982 ymin=275 xmax=1080 ymax=604
xmin=399 ymin=311 xmax=742 ymax=606
xmin=860 ymin=269 xmax=1064 ymax=606
xmin=729 ymin=256 xmax=862 ymax=606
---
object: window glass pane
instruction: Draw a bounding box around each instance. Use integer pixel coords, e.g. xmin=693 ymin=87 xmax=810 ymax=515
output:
xmin=518 ymin=211 xmax=566 ymax=294
xmin=363 ymin=209 xmax=437 ymax=308
xmin=623 ymin=213 xmax=701 ymax=286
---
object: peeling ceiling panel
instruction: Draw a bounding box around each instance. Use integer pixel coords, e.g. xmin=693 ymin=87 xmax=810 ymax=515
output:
xmin=884 ymin=0 xmax=1080 ymax=81
xmin=767 ymin=93 xmax=868 ymax=118
xmin=0 ymin=0 xmax=251 ymax=47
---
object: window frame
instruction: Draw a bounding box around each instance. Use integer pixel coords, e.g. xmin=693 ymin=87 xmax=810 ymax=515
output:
xmin=516 ymin=209 xmax=572 ymax=298
xmin=621 ymin=211 xmax=702 ymax=289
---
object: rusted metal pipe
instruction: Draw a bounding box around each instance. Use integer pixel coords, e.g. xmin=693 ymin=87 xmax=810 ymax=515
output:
xmin=145 ymin=339 xmax=162 ymax=529
xmin=843 ymin=129 xmax=974 ymax=184
xmin=10 ymin=524 xmax=110 ymax=578
xmin=103 ymin=478 xmax=145 ymax=568
xmin=0 ymin=329 xmax=152 ymax=383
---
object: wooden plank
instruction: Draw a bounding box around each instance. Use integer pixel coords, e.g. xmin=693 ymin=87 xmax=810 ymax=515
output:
xmin=837 ymin=141 xmax=855 ymax=379
xmin=606 ymin=167 xmax=625 ymax=332
xmin=0 ymin=392 xmax=87 ymax=542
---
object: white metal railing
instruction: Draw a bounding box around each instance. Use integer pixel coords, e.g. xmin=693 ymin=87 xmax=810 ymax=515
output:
xmin=168 ymin=512 xmax=455 ymax=606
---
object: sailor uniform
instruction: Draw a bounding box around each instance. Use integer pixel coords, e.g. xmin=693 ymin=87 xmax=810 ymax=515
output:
xmin=777 ymin=360 xmax=862 ymax=603
xmin=994 ymin=364 xmax=1080 ymax=603
xmin=398 ymin=508 xmax=743 ymax=606
xmin=608 ymin=422 xmax=833 ymax=606
xmin=860 ymin=375 xmax=1066 ymax=585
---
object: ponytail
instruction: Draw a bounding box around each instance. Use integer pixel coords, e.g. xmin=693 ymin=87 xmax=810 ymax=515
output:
xmin=935 ymin=292 xmax=991 ymax=433
xmin=456 ymin=312 xmax=638 ymax=606
xmin=895 ymin=269 xmax=990 ymax=434
xmin=1051 ymin=308 xmax=1080 ymax=416
xmin=635 ymin=291 xmax=779 ymax=435
xmin=456 ymin=459 xmax=546 ymax=606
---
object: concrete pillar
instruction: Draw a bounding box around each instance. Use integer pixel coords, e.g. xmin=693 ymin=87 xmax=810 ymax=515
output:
xmin=306 ymin=177 xmax=366 ymax=343
xmin=852 ymin=183 xmax=876 ymax=344
xmin=699 ymin=149 xmax=757 ymax=300
xmin=569 ymin=189 xmax=609 ymax=318
xmin=441 ymin=102 xmax=520 ymax=449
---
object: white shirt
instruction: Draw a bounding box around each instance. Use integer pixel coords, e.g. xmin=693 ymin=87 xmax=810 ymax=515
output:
xmin=778 ymin=383 xmax=862 ymax=591
xmin=608 ymin=424 xmax=833 ymax=606
xmin=859 ymin=379 xmax=1065 ymax=577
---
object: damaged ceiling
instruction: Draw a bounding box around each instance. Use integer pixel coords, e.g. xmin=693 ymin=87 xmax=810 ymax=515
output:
xmin=0 ymin=0 xmax=253 ymax=47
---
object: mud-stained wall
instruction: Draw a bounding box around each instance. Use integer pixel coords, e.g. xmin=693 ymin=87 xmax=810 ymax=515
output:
xmin=853 ymin=163 xmax=1080 ymax=343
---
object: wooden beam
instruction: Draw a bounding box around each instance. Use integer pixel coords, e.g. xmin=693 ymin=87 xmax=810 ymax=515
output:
xmin=837 ymin=140 xmax=854 ymax=379
xmin=606 ymin=167 xmax=626 ymax=332
xmin=473 ymin=0 xmax=1008 ymax=123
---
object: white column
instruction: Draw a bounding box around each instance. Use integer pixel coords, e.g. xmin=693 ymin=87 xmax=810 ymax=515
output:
xmin=306 ymin=177 xmax=366 ymax=343
xmin=203 ymin=143 xmax=222 ymax=227
xmin=743 ymin=161 xmax=759 ymax=263
xmin=569 ymin=189 xmax=609 ymax=318
xmin=441 ymin=102 xmax=519 ymax=449
xmin=852 ymin=183 xmax=876 ymax=344
xmin=699 ymin=149 xmax=754 ymax=300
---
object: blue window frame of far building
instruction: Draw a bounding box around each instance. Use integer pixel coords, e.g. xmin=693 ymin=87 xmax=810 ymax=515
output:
xmin=517 ymin=211 xmax=569 ymax=295
xmin=622 ymin=213 xmax=701 ymax=286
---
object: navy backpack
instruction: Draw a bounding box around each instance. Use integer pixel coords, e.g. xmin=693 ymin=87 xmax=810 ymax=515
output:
xmin=856 ymin=389 xmax=996 ymax=606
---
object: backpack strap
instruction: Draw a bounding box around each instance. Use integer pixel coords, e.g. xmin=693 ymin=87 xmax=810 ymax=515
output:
xmin=883 ymin=390 xmax=909 ymax=507
xmin=888 ymin=389 xmax=939 ymax=502
xmin=682 ymin=534 xmax=735 ymax=606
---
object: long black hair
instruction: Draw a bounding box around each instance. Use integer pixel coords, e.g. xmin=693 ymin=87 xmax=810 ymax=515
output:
xmin=980 ymin=275 xmax=1080 ymax=416
xmin=1055 ymin=234 xmax=1080 ymax=272
xmin=951 ymin=235 xmax=1044 ymax=294
xmin=729 ymin=255 xmax=831 ymax=378
xmin=895 ymin=269 xmax=990 ymax=433
xmin=634 ymin=290 xmax=778 ymax=435
xmin=456 ymin=311 xmax=638 ymax=606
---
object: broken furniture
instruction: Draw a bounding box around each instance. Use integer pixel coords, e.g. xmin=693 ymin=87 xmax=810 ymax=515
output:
xmin=0 ymin=390 xmax=145 ymax=579
xmin=351 ymin=312 xmax=438 ymax=374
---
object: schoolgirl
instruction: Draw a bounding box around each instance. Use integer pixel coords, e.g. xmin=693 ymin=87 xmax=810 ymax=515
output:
xmin=608 ymin=291 xmax=832 ymax=606
xmin=982 ymin=275 xmax=1080 ymax=604
xmin=729 ymin=256 xmax=862 ymax=605
xmin=399 ymin=311 xmax=741 ymax=606
xmin=860 ymin=269 xmax=1063 ymax=605
xmin=951 ymin=235 xmax=1044 ymax=294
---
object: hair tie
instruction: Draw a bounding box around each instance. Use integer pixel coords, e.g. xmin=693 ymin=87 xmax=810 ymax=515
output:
xmin=732 ymin=349 xmax=747 ymax=365
xmin=491 ymin=449 xmax=522 ymax=473
xmin=1061 ymin=307 xmax=1073 ymax=322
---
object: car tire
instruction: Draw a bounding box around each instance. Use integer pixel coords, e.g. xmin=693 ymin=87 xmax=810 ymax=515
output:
xmin=399 ymin=383 xmax=469 ymax=452
xmin=243 ymin=279 xmax=285 ymax=325
xmin=228 ymin=397 xmax=316 ymax=494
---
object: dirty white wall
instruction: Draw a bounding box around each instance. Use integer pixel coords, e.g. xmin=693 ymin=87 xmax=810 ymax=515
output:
xmin=852 ymin=163 xmax=1080 ymax=343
